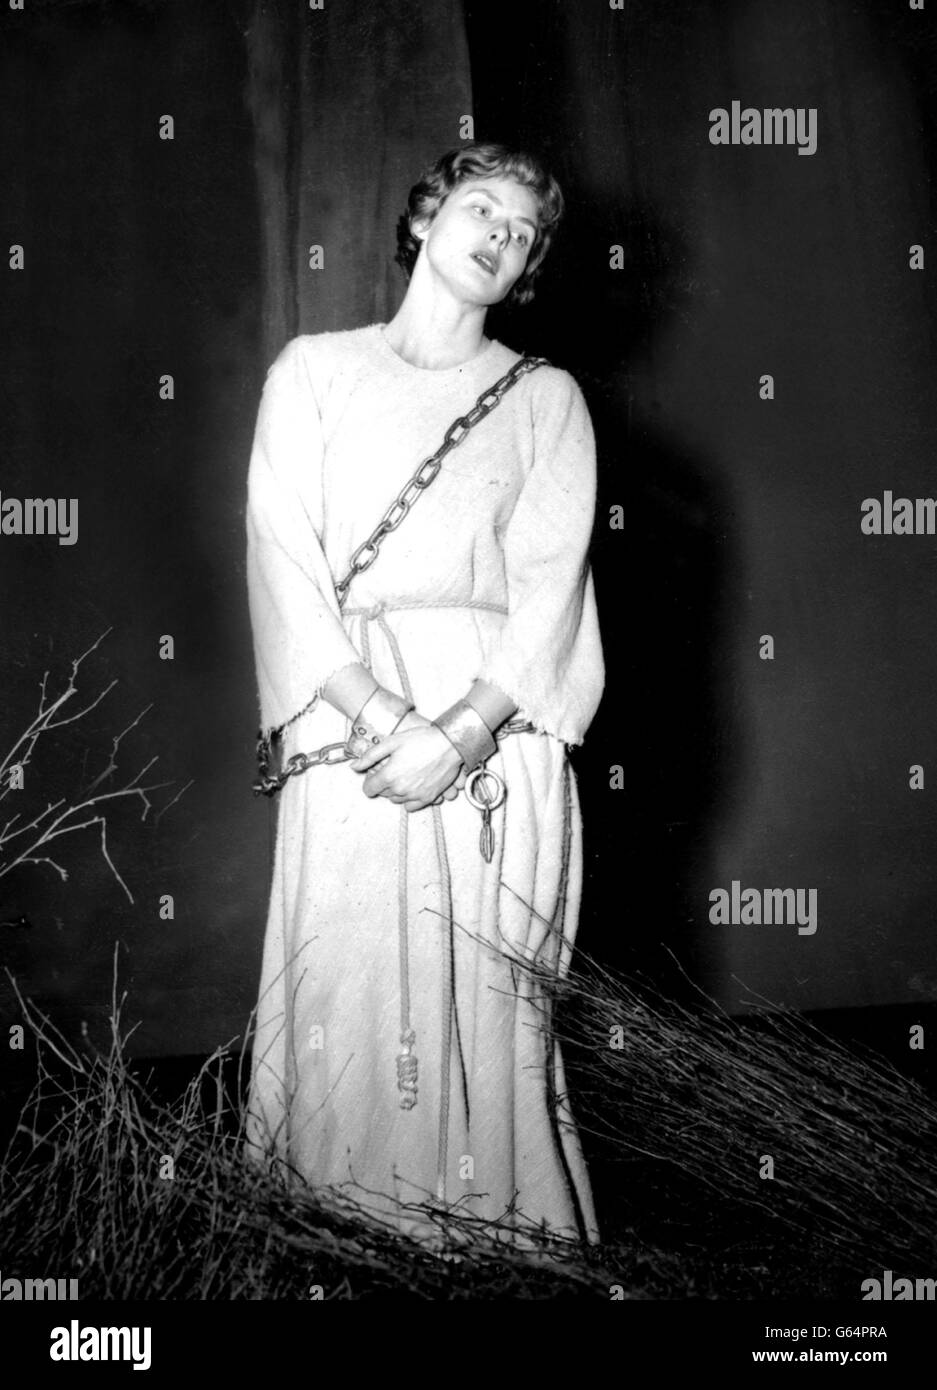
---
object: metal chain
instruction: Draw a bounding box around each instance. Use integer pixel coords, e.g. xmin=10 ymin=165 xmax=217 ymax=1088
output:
xmin=253 ymin=353 xmax=549 ymax=797
xmin=253 ymin=718 xmax=538 ymax=797
xmin=253 ymin=738 xmax=349 ymax=795
xmin=334 ymin=354 xmax=548 ymax=602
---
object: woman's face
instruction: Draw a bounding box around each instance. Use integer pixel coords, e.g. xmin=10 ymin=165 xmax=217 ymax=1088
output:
xmin=413 ymin=175 xmax=540 ymax=307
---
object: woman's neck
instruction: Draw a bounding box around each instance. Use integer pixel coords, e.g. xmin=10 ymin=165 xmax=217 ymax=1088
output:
xmin=383 ymin=280 xmax=489 ymax=370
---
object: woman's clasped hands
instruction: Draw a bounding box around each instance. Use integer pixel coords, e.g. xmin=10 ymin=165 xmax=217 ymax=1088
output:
xmin=351 ymin=710 xmax=467 ymax=813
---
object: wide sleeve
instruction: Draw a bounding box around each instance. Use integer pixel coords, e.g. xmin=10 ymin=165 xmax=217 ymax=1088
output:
xmin=245 ymin=336 xmax=362 ymax=738
xmin=476 ymin=368 xmax=605 ymax=746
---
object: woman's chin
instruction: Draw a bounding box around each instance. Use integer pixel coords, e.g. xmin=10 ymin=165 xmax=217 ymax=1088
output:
xmin=441 ymin=266 xmax=514 ymax=310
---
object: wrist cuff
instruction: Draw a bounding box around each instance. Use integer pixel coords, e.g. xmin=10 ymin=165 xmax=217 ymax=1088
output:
xmin=346 ymin=687 xmax=414 ymax=757
xmin=433 ymin=700 xmax=496 ymax=771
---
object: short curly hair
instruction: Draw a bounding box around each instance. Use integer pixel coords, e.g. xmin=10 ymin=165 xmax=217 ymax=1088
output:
xmin=394 ymin=142 xmax=564 ymax=307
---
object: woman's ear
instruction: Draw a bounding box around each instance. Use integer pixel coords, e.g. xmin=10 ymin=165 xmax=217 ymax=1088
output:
xmin=411 ymin=214 xmax=432 ymax=244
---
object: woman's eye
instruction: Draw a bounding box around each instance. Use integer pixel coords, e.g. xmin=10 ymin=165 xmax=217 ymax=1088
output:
xmin=513 ymin=231 xmax=528 ymax=246
xmin=472 ymin=204 xmax=490 ymax=216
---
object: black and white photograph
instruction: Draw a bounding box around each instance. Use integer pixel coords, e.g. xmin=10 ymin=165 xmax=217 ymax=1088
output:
xmin=1 ymin=0 xmax=936 ymax=1368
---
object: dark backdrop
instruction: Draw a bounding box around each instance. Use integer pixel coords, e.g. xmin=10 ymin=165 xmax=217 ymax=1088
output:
xmin=1 ymin=0 xmax=936 ymax=1062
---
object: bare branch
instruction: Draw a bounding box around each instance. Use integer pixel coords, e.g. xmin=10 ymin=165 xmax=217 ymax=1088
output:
xmin=1 ymin=630 xmax=115 ymax=781
xmin=0 ymin=631 xmax=178 ymax=905
xmin=155 ymin=778 xmax=194 ymax=823
xmin=44 ymin=678 xmax=118 ymax=733
xmin=0 ymin=800 xmax=67 ymax=847
xmin=17 ymin=855 xmax=69 ymax=882
xmin=83 ymin=705 xmax=153 ymax=792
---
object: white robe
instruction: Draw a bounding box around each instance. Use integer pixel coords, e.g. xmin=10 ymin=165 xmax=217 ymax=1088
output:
xmin=244 ymin=323 xmax=605 ymax=1244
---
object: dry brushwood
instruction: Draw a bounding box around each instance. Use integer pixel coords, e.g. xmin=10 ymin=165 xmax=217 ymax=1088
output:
xmin=2 ymin=936 xmax=936 ymax=1299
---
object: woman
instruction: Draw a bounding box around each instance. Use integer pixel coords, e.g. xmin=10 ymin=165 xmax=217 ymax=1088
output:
xmin=245 ymin=143 xmax=604 ymax=1248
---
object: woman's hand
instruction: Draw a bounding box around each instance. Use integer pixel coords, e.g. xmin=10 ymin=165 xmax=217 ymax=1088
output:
xmin=351 ymin=714 xmax=466 ymax=812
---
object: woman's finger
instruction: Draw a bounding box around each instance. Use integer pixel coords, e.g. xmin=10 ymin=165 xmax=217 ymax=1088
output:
xmin=351 ymin=737 xmax=400 ymax=773
xmin=442 ymin=786 xmax=459 ymax=801
xmin=369 ymin=776 xmax=423 ymax=802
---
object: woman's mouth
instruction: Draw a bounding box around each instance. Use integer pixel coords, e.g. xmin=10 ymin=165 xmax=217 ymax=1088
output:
xmin=470 ymin=251 xmax=498 ymax=276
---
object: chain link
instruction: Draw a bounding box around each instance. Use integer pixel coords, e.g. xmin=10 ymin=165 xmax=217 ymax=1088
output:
xmin=253 ymin=353 xmax=549 ymax=797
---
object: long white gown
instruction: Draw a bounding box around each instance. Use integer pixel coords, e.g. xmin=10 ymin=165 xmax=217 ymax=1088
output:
xmin=244 ymin=323 xmax=604 ymax=1245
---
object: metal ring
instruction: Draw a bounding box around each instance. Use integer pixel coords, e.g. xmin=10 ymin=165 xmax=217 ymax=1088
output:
xmin=464 ymin=767 xmax=505 ymax=812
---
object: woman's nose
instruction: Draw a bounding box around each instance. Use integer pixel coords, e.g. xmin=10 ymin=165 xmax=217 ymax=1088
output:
xmin=487 ymin=223 xmax=509 ymax=248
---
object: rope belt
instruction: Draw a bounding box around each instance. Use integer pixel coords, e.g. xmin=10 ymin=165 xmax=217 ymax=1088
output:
xmin=344 ymin=599 xmax=511 ymax=619
xmin=273 ymin=599 xmax=537 ymax=1207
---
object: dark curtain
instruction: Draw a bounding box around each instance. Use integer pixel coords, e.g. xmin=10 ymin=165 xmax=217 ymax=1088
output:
xmin=246 ymin=0 xmax=472 ymax=362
